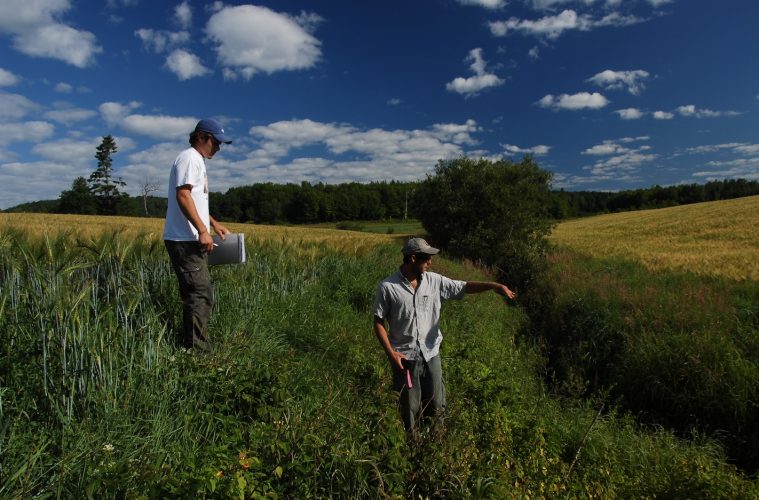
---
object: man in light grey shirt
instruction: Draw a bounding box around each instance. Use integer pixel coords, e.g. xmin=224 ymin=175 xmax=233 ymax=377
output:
xmin=373 ymin=237 xmax=517 ymax=433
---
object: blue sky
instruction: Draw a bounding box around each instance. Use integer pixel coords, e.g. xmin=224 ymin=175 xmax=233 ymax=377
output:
xmin=1 ymin=0 xmax=758 ymax=209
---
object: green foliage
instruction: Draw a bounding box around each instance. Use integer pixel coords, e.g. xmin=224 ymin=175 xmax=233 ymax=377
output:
xmin=414 ymin=156 xmax=556 ymax=298
xmin=214 ymin=181 xmax=417 ymax=224
xmin=1 ymin=231 xmax=757 ymax=497
xmin=58 ymin=176 xmax=98 ymax=214
xmin=539 ymin=249 xmax=759 ymax=469
xmin=2 ymin=199 xmax=59 ymax=213
xmin=554 ymin=178 xmax=759 ymax=218
xmin=15 ymin=176 xmax=759 ymax=224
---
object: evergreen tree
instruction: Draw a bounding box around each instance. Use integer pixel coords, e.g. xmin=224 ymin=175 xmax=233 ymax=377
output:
xmin=88 ymin=135 xmax=127 ymax=214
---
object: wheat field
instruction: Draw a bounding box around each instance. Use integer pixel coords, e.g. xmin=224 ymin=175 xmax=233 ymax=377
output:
xmin=4 ymin=195 xmax=757 ymax=279
xmin=0 ymin=212 xmax=398 ymax=255
xmin=550 ymin=195 xmax=759 ymax=280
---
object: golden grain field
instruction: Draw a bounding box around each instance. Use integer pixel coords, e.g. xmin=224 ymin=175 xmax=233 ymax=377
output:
xmin=0 ymin=212 xmax=398 ymax=255
xmin=550 ymin=195 xmax=759 ymax=280
xmin=4 ymin=195 xmax=757 ymax=279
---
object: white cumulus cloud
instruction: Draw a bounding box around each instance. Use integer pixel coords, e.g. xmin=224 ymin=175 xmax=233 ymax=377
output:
xmin=653 ymin=110 xmax=674 ymax=120
xmin=537 ymin=92 xmax=609 ymax=110
xmin=135 ymin=28 xmax=190 ymax=54
xmin=165 ymin=49 xmax=211 ymax=80
xmin=206 ymin=5 xmax=322 ymax=79
xmin=0 ymin=91 xmax=41 ymax=120
xmin=616 ymin=108 xmax=644 ymax=119
xmin=174 ymin=1 xmax=192 ymax=29
xmin=587 ymin=69 xmax=650 ymax=95
xmin=456 ymin=0 xmax=507 ymax=8
xmin=241 ymin=118 xmax=485 ymax=185
xmin=676 ymin=104 xmax=740 ymax=118
xmin=683 ymin=142 xmax=759 ymax=156
xmin=503 ymin=143 xmax=551 ymax=156
xmin=120 ymin=114 xmax=199 ymax=140
xmin=693 ymin=158 xmax=759 ymax=181
xmin=446 ymin=48 xmax=505 ymax=97
xmin=54 ymin=82 xmax=73 ymax=93
xmin=489 ymin=9 xmax=642 ymax=40
xmin=0 ymin=68 xmax=20 ymax=86
xmin=582 ymin=139 xmax=630 ymax=155
xmin=99 ymin=101 xmax=142 ymax=127
xmin=0 ymin=0 xmax=102 ymax=67
xmin=44 ymin=105 xmax=97 ymax=124
xmin=0 ymin=121 xmax=55 ymax=145
xmin=575 ymin=137 xmax=655 ymax=184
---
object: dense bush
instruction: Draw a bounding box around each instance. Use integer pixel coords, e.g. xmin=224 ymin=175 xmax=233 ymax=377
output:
xmin=414 ymin=156 xmax=555 ymax=295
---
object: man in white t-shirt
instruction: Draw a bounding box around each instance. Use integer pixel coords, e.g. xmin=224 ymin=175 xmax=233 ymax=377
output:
xmin=163 ymin=118 xmax=232 ymax=350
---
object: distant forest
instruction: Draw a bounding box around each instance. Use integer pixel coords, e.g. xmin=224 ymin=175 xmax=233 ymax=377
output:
xmin=4 ymin=178 xmax=758 ymax=224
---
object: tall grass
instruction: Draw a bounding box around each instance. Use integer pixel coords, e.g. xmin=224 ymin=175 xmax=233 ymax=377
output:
xmin=539 ymin=248 xmax=759 ymax=469
xmin=1 ymin=228 xmax=757 ymax=497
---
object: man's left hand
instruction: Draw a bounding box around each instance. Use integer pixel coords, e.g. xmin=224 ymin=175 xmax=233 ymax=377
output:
xmin=213 ymin=223 xmax=229 ymax=240
xmin=496 ymin=284 xmax=517 ymax=300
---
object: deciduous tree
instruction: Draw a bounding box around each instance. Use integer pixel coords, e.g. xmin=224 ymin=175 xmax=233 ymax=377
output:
xmin=58 ymin=176 xmax=98 ymax=214
xmin=414 ymin=156 xmax=555 ymax=293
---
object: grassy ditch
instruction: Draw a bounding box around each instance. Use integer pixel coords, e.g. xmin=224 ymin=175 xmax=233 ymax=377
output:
xmin=537 ymin=248 xmax=759 ymax=470
xmin=1 ymin=229 xmax=757 ymax=497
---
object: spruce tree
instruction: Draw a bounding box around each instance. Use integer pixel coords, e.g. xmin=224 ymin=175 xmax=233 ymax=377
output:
xmin=88 ymin=135 xmax=127 ymax=214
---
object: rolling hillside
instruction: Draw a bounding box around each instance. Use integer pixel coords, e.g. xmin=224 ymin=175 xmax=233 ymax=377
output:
xmin=550 ymin=195 xmax=759 ymax=280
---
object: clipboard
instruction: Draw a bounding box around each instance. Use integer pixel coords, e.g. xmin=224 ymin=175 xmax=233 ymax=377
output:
xmin=207 ymin=233 xmax=246 ymax=266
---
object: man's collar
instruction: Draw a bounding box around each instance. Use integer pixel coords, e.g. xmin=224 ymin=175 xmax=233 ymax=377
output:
xmin=398 ymin=267 xmax=424 ymax=285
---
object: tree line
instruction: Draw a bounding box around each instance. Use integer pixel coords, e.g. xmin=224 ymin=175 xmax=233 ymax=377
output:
xmin=3 ymin=134 xmax=758 ymax=221
xmin=552 ymin=178 xmax=759 ymax=218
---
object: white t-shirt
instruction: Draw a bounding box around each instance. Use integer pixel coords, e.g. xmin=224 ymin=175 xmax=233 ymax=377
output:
xmin=163 ymin=147 xmax=210 ymax=241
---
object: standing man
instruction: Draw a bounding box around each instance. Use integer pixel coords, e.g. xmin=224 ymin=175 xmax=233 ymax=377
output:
xmin=373 ymin=237 xmax=517 ymax=433
xmin=163 ymin=118 xmax=232 ymax=350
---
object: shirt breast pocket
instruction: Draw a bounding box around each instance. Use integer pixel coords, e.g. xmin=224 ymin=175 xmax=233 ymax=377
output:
xmin=418 ymin=295 xmax=432 ymax=313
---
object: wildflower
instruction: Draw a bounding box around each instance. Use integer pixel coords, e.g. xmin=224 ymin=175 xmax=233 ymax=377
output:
xmin=239 ymin=451 xmax=251 ymax=470
xmin=102 ymin=444 xmax=115 ymax=453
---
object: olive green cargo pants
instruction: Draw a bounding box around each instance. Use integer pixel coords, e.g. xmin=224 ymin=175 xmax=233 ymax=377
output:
xmin=165 ymin=240 xmax=213 ymax=350
xmin=392 ymin=354 xmax=446 ymax=432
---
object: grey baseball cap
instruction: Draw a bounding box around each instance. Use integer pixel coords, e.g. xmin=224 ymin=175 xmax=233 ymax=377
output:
xmin=402 ymin=237 xmax=440 ymax=256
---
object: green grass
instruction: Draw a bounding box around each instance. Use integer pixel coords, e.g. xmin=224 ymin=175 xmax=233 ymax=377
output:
xmin=1 ymin=229 xmax=758 ymax=497
xmin=539 ymin=247 xmax=759 ymax=470
xmin=310 ymin=219 xmax=425 ymax=235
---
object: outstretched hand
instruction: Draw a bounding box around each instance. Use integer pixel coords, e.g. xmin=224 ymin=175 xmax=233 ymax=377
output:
xmin=496 ymin=284 xmax=517 ymax=300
